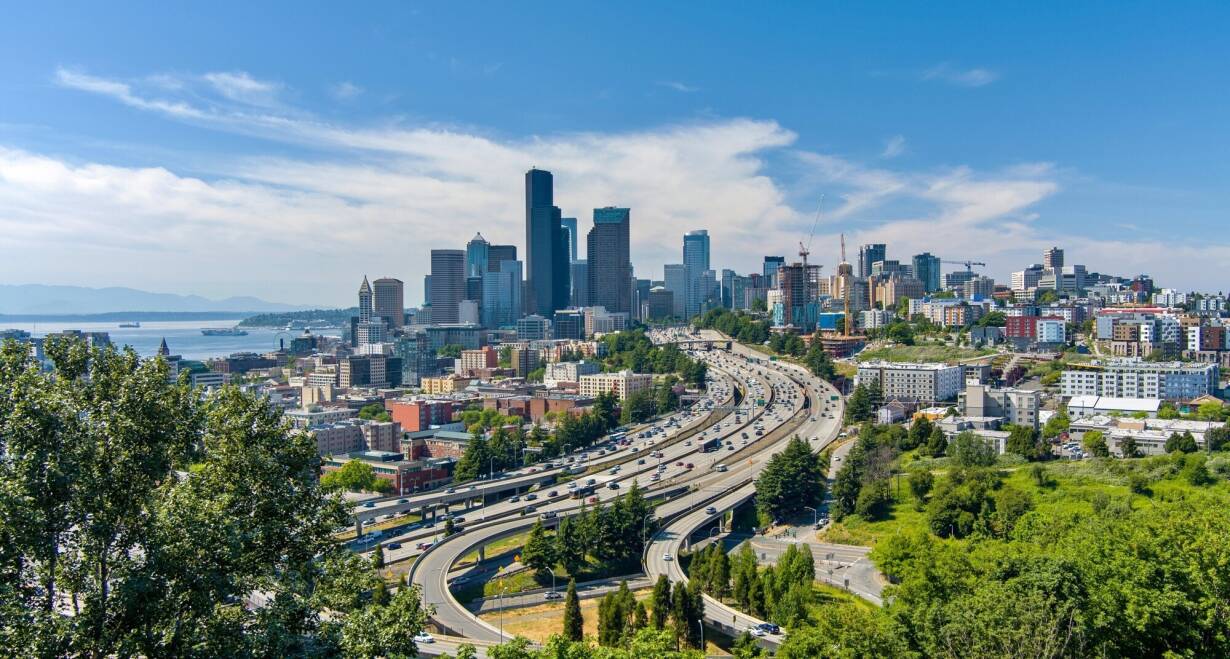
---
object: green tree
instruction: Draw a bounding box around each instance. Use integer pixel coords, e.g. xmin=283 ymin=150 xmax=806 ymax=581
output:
xmin=521 ymin=520 xmax=557 ymax=577
xmin=924 ymin=425 xmax=948 ymax=457
xmin=1042 ymin=408 xmax=1070 ymax=439
xmin=621 ymin=390 xmax=658 ymax=424
xmin=0 ymin=337 xmax=380 ymax=656
xmin=908 ymin=470 xmax=934 ymax=510
xmin=357 ymin=402 xmax=392 ymax=422
xmin=339 ymin=582 xmax=433 ymax=658
xmin=1205 ymin=425 xmax=1230 ymax=452
xmin=950 ymin=431 xmax=997 ymax=467
xmin=1083 ymin=430 xmax=1110 ymax=458
xmin=372 ymin=542 xmax=385 ymax=569
xmin=754 ymin=436 xmax=826 ymax=522
xmin=1165 ymin=431 xmax=1198 ymax=454
xmin=555 ymin=517 xmax=586 ymax=576
xmin=563 ymin=578 xmax=583 ymax=641
xmin=651 ymin=575 xmax=673 ymax=630
xmin=1119 ymin=434 xmax=1141 ymax=458
xmin=907 ymin=417 xmax=933 ymax=451
xmin=1005 ymin=424 xmax=1046 ymax=461
xmin=321 ymin=459 xmax=394 ymax=493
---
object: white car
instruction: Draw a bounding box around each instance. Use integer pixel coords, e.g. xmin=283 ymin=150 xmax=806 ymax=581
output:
xmin=414 ymin=631 xmax=435 ymax=644
xmin=544 ymin=590 xmax=563 ymax=600
xmin=749 ymin=627 xmax=767 ymax=637
xmin=663 ymin=554 xmax=674 ymax=562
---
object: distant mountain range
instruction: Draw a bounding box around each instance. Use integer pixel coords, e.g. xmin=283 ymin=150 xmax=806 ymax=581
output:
xmin=0 ymin=284 xmax=314 ymax=315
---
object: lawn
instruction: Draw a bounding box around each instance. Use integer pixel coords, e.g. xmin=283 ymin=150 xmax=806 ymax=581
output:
xmin=855 ymin=344 xmax=996 ymax=364
xmin=818 ymin=453 xmax=1230 ymax=549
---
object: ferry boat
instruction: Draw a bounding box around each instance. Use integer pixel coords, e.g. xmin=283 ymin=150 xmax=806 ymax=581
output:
xmin=201 ymin=327 xmax=249 ymax=336
xmin=118 ymin=321 xmax=141 ymax=328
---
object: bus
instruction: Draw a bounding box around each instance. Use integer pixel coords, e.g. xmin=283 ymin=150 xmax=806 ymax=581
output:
xmin=570 ymin=484 xmax=596 ymax=499
xmin=609 ymin=432 xmax=627 ymax=443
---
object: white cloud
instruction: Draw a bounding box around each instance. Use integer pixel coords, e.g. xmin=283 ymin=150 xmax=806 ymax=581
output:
xmin=202 ymin=71 xmax=281 ymax=105
xmin=330 ymin=81 xmax=364 ymax=100
xmin=922 ymin=63 xmax=999 ymax=87
xmin=881 ymin=134 xmax=906 ymax=159
xmin=12 ymin=67 xmax=1225 ymax=303
xmin=658 ymin=81 xmax=700 ymax=93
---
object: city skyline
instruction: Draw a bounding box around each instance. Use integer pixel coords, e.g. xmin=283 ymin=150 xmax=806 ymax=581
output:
xmin=3 ymin=4 xmax=1230 ymax=306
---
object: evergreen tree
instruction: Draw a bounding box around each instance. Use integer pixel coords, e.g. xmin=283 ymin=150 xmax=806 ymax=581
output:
xmin=754 ymin=436 xmax=826 ymax=522
xmin=372 ymin=542 xmax=385 ymax=569
xmin=521 ymin=520 xmax=556 ymax=576
xmin=555 ymin=517 xmax=586 ymax=576
xmin=925 ymin=425 xmax=948 ymax=457
xmin=651 ymin=575 xmax=673 ymax=629
xmin=562 ymin=578 xmax=583 ymax=642
xmin=371 ymin=578 xmax=390 ymax=606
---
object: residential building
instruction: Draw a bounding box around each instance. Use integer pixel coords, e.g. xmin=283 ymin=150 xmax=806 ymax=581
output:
xmin=544 ymin=360 xmax=601 ymax=387
xmin=1068 ymin=416 xmax=1225 ymax=457
xmin=386 ymin=398 xmax=455 ymax=432
xmin=420 ymin=375 xmax=469 ymax=395
xmin=960 ymin=383 xmax=1041 ymax=429
xmin=429 ymin=249 xmax=466 ymax=324
xmin=510 ymin=346 xmax=540 ymax=378
xmin=587 ymin=207 xmax=632 ymax=314
xmin=963 ymin=275 xmax=996 ymax=300
xmin=855 ymin=361 xmax=964 ymax=404
xmin=459 ymin=346 xmax=498 ymax=373
xmin=360 ymin=420 xmax=403 ymax=453
xmin=578 ymin=370 xmax=653 ymax=401
xmin=1060 ymin=359 xmax=1219 ymax=401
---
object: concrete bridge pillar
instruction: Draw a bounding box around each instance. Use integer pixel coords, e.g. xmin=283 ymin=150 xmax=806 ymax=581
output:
xmin=478 ymin=546 xmax=486 ymax=562
xmin=355 ymin=519 xmax=363 ymax=537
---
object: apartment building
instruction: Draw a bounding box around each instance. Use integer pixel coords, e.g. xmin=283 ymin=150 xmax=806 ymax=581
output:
xmin=578 ymin=370 xmax=653 ymax=401
xmin=855 ymin=361 xmax=964 ymax=403
xmin=1060 ymin=359 xmax=1219 ymax=401
xmin=543 ymin=360 xmax=601 ymax=387
xmin=959 ymin=383 xmax=1041 ymax=429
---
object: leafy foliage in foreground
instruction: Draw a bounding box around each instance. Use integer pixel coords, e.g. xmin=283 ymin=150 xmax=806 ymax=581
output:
xmin=0 ymin=337 xmax=427 ymax=657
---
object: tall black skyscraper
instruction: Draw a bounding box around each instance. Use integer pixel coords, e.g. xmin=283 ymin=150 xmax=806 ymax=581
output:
xmin=525 ymin=168 xmax=569 ymax=316
xmin=587 ymin=207 xmax=632 ymax=314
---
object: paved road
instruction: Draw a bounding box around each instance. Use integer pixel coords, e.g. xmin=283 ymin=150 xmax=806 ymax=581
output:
xmin=468 ymin=574 xmax=653 ymax=613
xmin=410 ymin=344 xmax=806 ymax=642
xmin=643 ymin=334 xmax=845 ymax=648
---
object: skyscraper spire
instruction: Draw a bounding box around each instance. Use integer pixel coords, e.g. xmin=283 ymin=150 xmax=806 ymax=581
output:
xmin=157 ymin=337 xmax=169 ymax=356
xmin=358 ymin=275 xmax=373 ymax=323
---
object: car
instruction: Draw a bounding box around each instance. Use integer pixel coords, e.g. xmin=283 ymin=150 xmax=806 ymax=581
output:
xmin=363 ymin=502 xmax=375 ymax=508
xmin=452 ymin=516 xmax=465 ymax=523
xmin=715 ymin=464 xmax=728 ymax=472
xmin=607 ymin=482 xmax=620 ymax=490
xmin=544 ymin=590 xmax=563 ymax=600
xmin=676 ymin=461 xmax=684 ymax=466
xmin=398 ymin=498 xmax=408 ymax=504
xmin=522 ymin=506 xmax=537 ymax=514
xmin=548 ymin=490 xmax=558 ymax=497
xmin=509 ymin=495 xmax=521 ymax=502
xmin=758 ymin=623 xmax=781 ymax=634
xmin=587 ymin=496 xmax=599 ymax=504
xmin=539 ymin=511 xmax=558 ymax=520
xmin=415 ymin=541 xmax=434 ymax=550
xmin=586 ymin=478 xmax=597 ymax=486
xmin=414 ymin=631 xmax=435 ymax=644
xmin=387 ymin=542 xmax=402 ymax=550
xmin=663 ymin=554 xmax=674 ymax=562
xmin=525 ymin=493 xmax=538 ymax=501
xmin=749 ymin=627 xmax=767 ymax=637
xmin=567 ymin=482 xmax=578 ymax=489
xmin=705 ymin=506 xmax=718 ymax=515
xmin=446 ymin=487 xmax=456 ymax=494
xmin=637 ymin=458 xmax=646 ymax=465
xmin=685 ymin=463 xmax=694 ymax=469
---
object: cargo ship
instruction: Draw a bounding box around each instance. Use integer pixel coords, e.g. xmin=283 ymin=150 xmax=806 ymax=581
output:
xmin=201 ymin=327 xmax=249 ymax=336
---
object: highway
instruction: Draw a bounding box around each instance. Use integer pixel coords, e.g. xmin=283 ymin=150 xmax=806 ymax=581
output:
xmin=358 ymin=365 xmax=752 ymax=565
xmin=407 ymin=340 xmax=811 ymax=644
xmin=642 ymin=329 xmax=846 ymax=648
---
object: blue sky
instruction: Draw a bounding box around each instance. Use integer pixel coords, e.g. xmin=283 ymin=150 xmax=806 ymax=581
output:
xmin=1 ymin=2 xmax=1227 ymax=305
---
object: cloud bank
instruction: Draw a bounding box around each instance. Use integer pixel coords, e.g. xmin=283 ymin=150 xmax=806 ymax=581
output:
xmin=0 ymin=68 xmax=1219 ymax=305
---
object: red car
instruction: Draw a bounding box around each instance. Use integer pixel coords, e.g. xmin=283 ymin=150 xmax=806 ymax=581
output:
xmin=587 ymin=496 xmax=599 ymax=504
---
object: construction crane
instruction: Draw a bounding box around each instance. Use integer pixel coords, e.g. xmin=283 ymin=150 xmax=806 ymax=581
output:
xmin=799 ymin=196 xmax=824 ymax=303
xmin=942 ymin=259 xmax=987 ymax=273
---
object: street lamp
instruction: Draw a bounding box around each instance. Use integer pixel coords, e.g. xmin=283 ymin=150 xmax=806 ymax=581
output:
xmin=545 ymin=566 xmax=557 ymax=595
xmin=804 ymin=505 xmax=818 ymax=529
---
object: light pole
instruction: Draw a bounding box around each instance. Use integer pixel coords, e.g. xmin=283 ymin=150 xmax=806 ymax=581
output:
xmin=804 ymin=505 xmax=818 ymax=529
xmin=694 ymin=618 xmax=705 ymax=652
